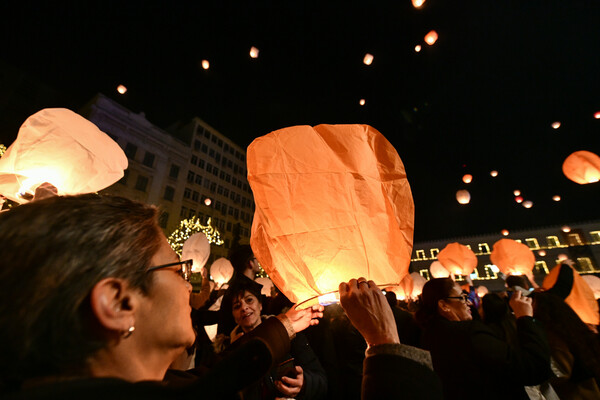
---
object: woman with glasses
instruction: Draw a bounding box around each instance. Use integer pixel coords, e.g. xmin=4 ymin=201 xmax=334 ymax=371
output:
xmin=415 ymin=277 xmax=552 ymax=400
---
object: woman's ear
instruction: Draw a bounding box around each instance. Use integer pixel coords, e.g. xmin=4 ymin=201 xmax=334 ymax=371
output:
xmin=437 ymin=299 xmax=449 ymax=314
xmin=90 ymin=278 xmax=139 ymax=333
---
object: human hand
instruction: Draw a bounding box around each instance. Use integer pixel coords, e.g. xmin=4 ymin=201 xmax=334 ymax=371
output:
xmin=339 ymin=278 xmax=400 ymax=346
xmin=509 ymin=290 xmax=533 ymax=319
xmin=284 ymin=304 xmax=324 ymax=334
xmin=275 ymin=366 xmax=304 ymax=398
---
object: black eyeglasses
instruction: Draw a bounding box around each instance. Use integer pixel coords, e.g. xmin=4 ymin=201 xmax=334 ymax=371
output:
xmin=147 ymin=259 xmax=193 ymax=282
xmin=445 ymin=294 xmax=470 ymax=303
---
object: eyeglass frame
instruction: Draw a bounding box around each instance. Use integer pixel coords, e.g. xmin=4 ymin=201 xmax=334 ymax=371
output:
xmin=444 ymin=293 xmax=471 ymax=303
xmin=147 ymin=259 xmax=193 ymax=282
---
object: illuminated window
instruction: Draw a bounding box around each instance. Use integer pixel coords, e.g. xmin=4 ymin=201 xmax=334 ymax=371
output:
xmin=415 ymin=250 xmax=426 ymax=260
xmin=577 ymin=257 xmax=595 ymax=273
xmin=478 ymin=243 xmax=490 ymax=254
xmin=430 ymin=248 xmax=439 ymax=258
xmin=470 ymin=268 xmax=480 ymax=280
xmin=483 ymin=265 xmax=499 ymax=280
xmin=590 ymin=231 xmax=600 ymax=244
xmin=420 ymin=269 xmax=431 ymax=280
xmin=546 ymin=236 xmax=561 ymax=248
xmin=534 ymin=261 xmax=549 ymax=274
xmin=525 ymin=238 xmax=540 ymax=250
xmin=567 ymin=233 xmax=583 ymax=246
xmin=465 ymin=245 xmax=472 ymax=250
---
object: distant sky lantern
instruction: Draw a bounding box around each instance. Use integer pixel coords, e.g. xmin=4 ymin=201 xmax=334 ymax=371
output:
xmin=204 ymin=197 xmax=212 ymax=206
xmin=562 ymin=150 xmax=600 ymax=184
xmin=414 ymin=45 xmax=422 ymax=52
xmin=513 ymin=190 xmax=521 ymax=196
xmin=551 ymin=121 xmax=561 ymax=129
xmin=594 ymin=111 xmax=600 ymax=119
xmin=359 ymin=99 xmax=366 ymax=106
xmin=490 ymin=170 xmax=498 ymax=177
xmin=412 ymin=0 xmax=426 ymax=8
xmin=201 ymin=59 xmax=210 ymax=70
xmin=363 ymin=53 xmax=374 ymax=65
xmin=247 ymin=124 xmax=414 ymax=306
xmin=116 ymin=84 xmax=127 ymax=94
xmin=424 ymin=30 xmax=438 ymax=45
xmin=437 ymin=242 xmax=477 ymax=276
xmin=557 ymin=254 xmax=568 ymax=261
xmin=210 ymin=257 xmax=233 ymax=287
xmin=462 ymin=174 xmax=472 ymax=184
xmin=523 ymin=200 xmax=533 ymax=208
xmin=476 ymin=285 xmax=489 ymax=298
xmin=561 ymin=225 xmax=571 ymax=233
xmin=0 ymin=108 xmax=127 ymax=203
xmin=553 ymin=195 xmax=561 ymax=201
xmin=490 ymin=238 xmax=535 ymax=276
xmin=250 ymin=46 xmax=259 ymax=58
xmin=430 ymin=260 xmax=450 ymax=278
xmin=515 ymin=196 xmax=524 ymax=203
xmin=538 ymin=250 xmax=547 ymax=257
xmin=182 ymin=232 xmax=210 ymax=273
xmin=501 ymin=229 xmax=509 ymax=236
xmin=456 ymin=189 xmax=471 ymax=204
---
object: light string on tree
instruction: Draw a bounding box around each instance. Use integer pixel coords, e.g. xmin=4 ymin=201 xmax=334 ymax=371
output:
xmin=168 ymin=216 xmax=224 ymax=256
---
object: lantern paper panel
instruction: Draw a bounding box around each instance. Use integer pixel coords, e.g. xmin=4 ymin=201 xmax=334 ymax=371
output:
xmin=490 ymin=239 xmax=535 ymax=276
xmin=581 ymin=275 xmax=600 ymax=300
xmin=543 ymin=263 xmax=599 ymax=325
xmin=437 ymin=242 xmax=477 ymax=276
xmin=562 ymin=150 xmax=600 ymax=184
xmin=430 ymin=260 xmax=450 ymax=278
xmin=256 ymin=277 xmax=275 ymax=297
xmin=248 ymin=124 xmax=415 ymax=305
xmin=410 ymin=272 xmax=427 ymax=297
xmin=210 ymin=257 xmax=234 ymax=287
xmin=0 ymin=108 xmax=128 ymax=203
xmin=181 ymin=232 xmax=211 ymax=273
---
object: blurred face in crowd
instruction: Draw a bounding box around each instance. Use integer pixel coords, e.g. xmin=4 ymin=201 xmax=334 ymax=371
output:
xmin=439 ymin=284 xmax=473 ymax=321
xmin=232 ymin=290 xmax=262 ymax=333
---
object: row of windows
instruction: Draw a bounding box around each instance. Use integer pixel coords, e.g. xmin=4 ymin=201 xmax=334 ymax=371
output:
xmin=182 ymin=187 xmax=250 ymax=223
xmin=189 ymin=155 xmax=252 ymax=195
xmin=193 ymin=138 xmax=247 ymax=174
xmin=123 ymin=142 xmax=180 ymax=179
xmin=118 ymin=170 xmax=150 ymax=192
xmin=184 ymin=173 xmax=253 ymax=210
xmin=195 ymin=126 xmax=246 ymax=162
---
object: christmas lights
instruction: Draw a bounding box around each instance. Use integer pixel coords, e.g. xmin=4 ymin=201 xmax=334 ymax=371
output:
xmin=168 ymin=216 xmax=224 ymax=256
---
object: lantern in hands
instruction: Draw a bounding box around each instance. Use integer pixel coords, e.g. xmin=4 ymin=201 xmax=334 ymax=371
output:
xmin=248 ymin=124 xmax=414 ymax=305
xmin=182 ymin=232 xmax=211 ymax=273
xmin=437 ymin=242 xmax=477 ymax=276
xmin=490 ymin=238 xmax=535 ymax=276
xmin=210 ymin=258 xmax=234 ymax=288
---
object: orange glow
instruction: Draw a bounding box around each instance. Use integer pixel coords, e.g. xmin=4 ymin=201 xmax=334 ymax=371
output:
xmin=210 ymin=257 xmax=233 ymax=286
xmin=501 ymin=229 xmax=509 ymax=236
xmin=552 ymin=195 xmax=561 ymax=201
xmin=424 ymin=30 xmax=438 ymax=45
xmin=538 ymin=250 xmax=546 ymax=257
xmin=515 ymin=196 xmax=523 ymax=203
xmin=437 ymin=242 xmax=478 ymax=276
xmin=363 ymin=53 xmax=374 ymax=65
xmin=513 ymin=190 xmax=521 ymax=196
xmin=412 ymin=0 xmax=426 ymax=8
xmin=359 ymin=99 xmax=366 ymax=106
xmin=250 ymin=46 xmax=259 ymax=58
xmin=456 ymin=189 xmax=470 ymax=204
xmin=430 ymin=260 xmax=450 ymax=278
xmin=476 ymin=286 xmax=489 ymax=297
xmin=561 ymin=225 xmax=571 ymax=233
xmin=462 ymin=174 xmax=472 ymax=184
xmin=523 ymin=200 xmax=533 ymax=208
xmin=552 ymin=121 xmax=561 ymax=129
xmin=414 ymin=45 xmax=422 ymax=52
xmin=491 ymin=239 xmax=535 ymax=276
xmin=204 ymin=197 xmax=212 ymax=206
xmin=594 ymin=111 xmax=600 ymax=119
xmin=562 ymin=150 xmax=600 ymax=184
xmin=490 ymin=170 xmax=498 ymax=177
xmin=557 ymin=254 xmax=568 ymax=261
xmin=201 ymin=60 xmax=210 ymax=70
xmin=117 ymin=84 xmax=127 ymax=94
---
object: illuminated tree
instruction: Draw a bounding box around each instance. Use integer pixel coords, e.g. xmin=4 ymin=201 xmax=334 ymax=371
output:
xmin=167 ymin=216 xmax=224 ymax=256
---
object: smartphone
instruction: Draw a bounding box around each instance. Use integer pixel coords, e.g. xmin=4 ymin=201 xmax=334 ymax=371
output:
xmin=275 ymin=358 xmax=296 ymax=380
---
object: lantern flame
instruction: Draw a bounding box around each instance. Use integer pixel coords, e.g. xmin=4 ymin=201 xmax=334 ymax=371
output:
xmin=117 ymin=85 xmax=127 ymax=94
xmin=250 ymin=46 xmax=259 ymax=58
xmin=561 ymin=225 xmax=571 ymax=233
xmin=501 ymin=229 xmax=509 ymax=236
xmin=414 ymin=45 xmax=422 ymax=52
xmin=318 ymin=292 xmax=339 ymax=306
xmin=412 ymin=0 xmax=426 ymax=8
xmin=201 ymin=60 xmax=210 ymax=70
xmin=363 ymin=53 xmax=374 ymax=65
xmin=425 ymin=30 xmax=438 ymax=45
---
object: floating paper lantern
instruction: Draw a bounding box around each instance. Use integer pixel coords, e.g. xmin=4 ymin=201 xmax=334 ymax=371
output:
xmin=210 ymin=257 xmax=234 ymax=287
xmin=430 ymin=260 xmax=450 ymax=278
xmin=462 ymin=174 xmax=472 ymax=184
xmin=561 ymin=225 xmax=571 ymax=233
xmin=523 ymin=200 xmax=533 ymax=208
xmin=553 ymin=195 xmax=561 ymax=201
xmin=256 ymin=277 xmax=274 ymax=297
xmin=437 ymin=242 xmax=477 ymax=276
xmin=0 ymin=108 xmax=127 ymax=203
xmin=594 ymin=111 xmax=600 ymax=119
xmin=204 ymin=197 xmax=212 ymax=206
xmin=359 ymin=99 xmax=366 ymax=106
xmin=363 ymin=53 xmax=374 ymax=65
xmin=201 ymin=60 xmax=210 ymax=70
xmin=250 ymin=46 xmax=259 ymax=58
xmin=562 ymin=150 xmax=600 ymax=184
xmin=425 ymin=30 xmax=438 ymax=45
xmin=557 ymin=254 xmax=568 ymax=261
xmin=412 ymin=0 xmax=426 ymax=8
xmin=248 ymin=124 xmax=414 ymax=305
xmin=456 ymin=190 xmax=471 ymax=204
xmin=515 ymin=196 xmax=523 ymax=203
xmin=490 ymin=238 xmax=535 ymax=276
xmin=476 ymin=285 xmax=489 ymax=298
xmin=117 ymin=84 xmax=127 ymax=94
xmin=181 ymin=232 xmax=210 ymax=273
xmin=538 ymin=250 xmax=547 ymax=257
xmin=501 ymin=229 xmax=509 ymax=236
xmin=414 ymin=45 xmax=422 ymax=52
xmin=490 ymin=170 xmax=498 ymax=177
xmin=513 ymin=190 xmax=521 ymax=196
xmin=551 ymin=121 xmax=561 ymax=129
xmin=582 ymin=275 xmax=600 ymax=300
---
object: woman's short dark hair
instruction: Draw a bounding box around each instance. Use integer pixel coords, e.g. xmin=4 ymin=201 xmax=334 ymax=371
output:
xmin=415 ymin=278 xmax=456 ymax=326
xmin=0 ymin=194 xmax=163 ymax=381
xmin=229 ymin=279 xmax=263 ymax=311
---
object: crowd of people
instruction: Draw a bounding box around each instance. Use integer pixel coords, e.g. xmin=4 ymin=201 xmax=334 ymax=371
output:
xmin=1 ymin=193 xmax=599 ymax=399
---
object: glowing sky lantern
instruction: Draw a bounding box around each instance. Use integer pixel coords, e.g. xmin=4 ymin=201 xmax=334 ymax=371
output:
xmin=410 ymin=272 xmax=427 ymax=297
xmin=551 ymin=121 xmax=561 ymax=129
xmin=515 ymin=196 xmax=524 ymax=203
xmin=594 ymin=111 xmax=600 ymax=119
xmin=557 ymin=254 xmax=568 ymax=261
xmin=363 ymin=53 xmax=374 ymax=65
xmin=476 ymin=285 xmax=489 ymax=298
xmin=430 ymin=260 xmax=450 ymax=278
xmin=181 ymin=232 xmax=210 ymax=273
xmin=561 ymin=225 xmax=571 ymax=233
xmin=201 ymin=59 xmax=210 ymax=70
xmin=247 ymin=124 xmax=414 ymax=305
xmin=359 ymin=99 xmax=366 ymax=106
xmin=437 ymin=242 xmax=477 ymax=276
xmin=456 ymin=189 xmax=471 ymax=204
xmin=501 ymin=229 xmax=509 ymax=236
xmin=562 ymin=150 xmax=600 ymax=184
xmin=414 ymin=45 xmax=422 ymax=52
xmin=490 ymin=238 xmax=535 ymax=276
xmin=462 ymin=174 xmax=472 ymax=184
xmin=523 ymin=200 xmax=533 ymax=208
xmin=204 ymin=197 xmax=212 ymax=206
xmin=116 ymin=84 xmax=127 ymax=94
xmin=0 ymin=108 xmax=127 ymax=203
xmin=250 ymin=46 xmax=259 ymax=58
xmin=490 ymin=170 xmax=498 ymax=177
xmin=210 ymin=257 xmax=234 ymax=287
xmin=553 ymin=195 xmax=561 ymax=201
xmin=538 ymin=250 xmax=547 ymax=257
xmin=424 ymin=30 xmax=438 ymax=45
xmin=513 ymin=190 xmax=521 ymax=196
xmin=256 ymin=277 xmax=275 ymax=297
xmin=412 ymin=0 xmax=426 ymax=8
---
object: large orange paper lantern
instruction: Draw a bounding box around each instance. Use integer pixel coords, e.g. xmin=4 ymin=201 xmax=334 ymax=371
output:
xmin=456 ymin=190 xmax=471 ymax=204
xmin=430 ymin=260 xmax=450 ymax=278
xmin=248 ymin=124 xmax=414 ymax=305
xmin=210 ymin=257 xmax=234 ymax=287
xmin=256 ymin=277 xmax=275 ymax=297
xmin=581 ymin=275 xmax=600 ymax=300
xmin=0 ymin=108 xmax=127 ymax=203
xmin=181 ymin=232 xmax=210 ymax=273
xmin=543 ymin=263 xmax=599 ymax=325
xmin=437 ymin=242 xmax=477 ymax=276
xmin=490 ymin=238 xmax=535 ymax=276
xmin=562 ymin=150 xmax=600 ymax=184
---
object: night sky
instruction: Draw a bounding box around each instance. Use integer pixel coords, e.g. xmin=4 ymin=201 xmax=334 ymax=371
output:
xmin=1 ymin=0 xmax=599 ymax=241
